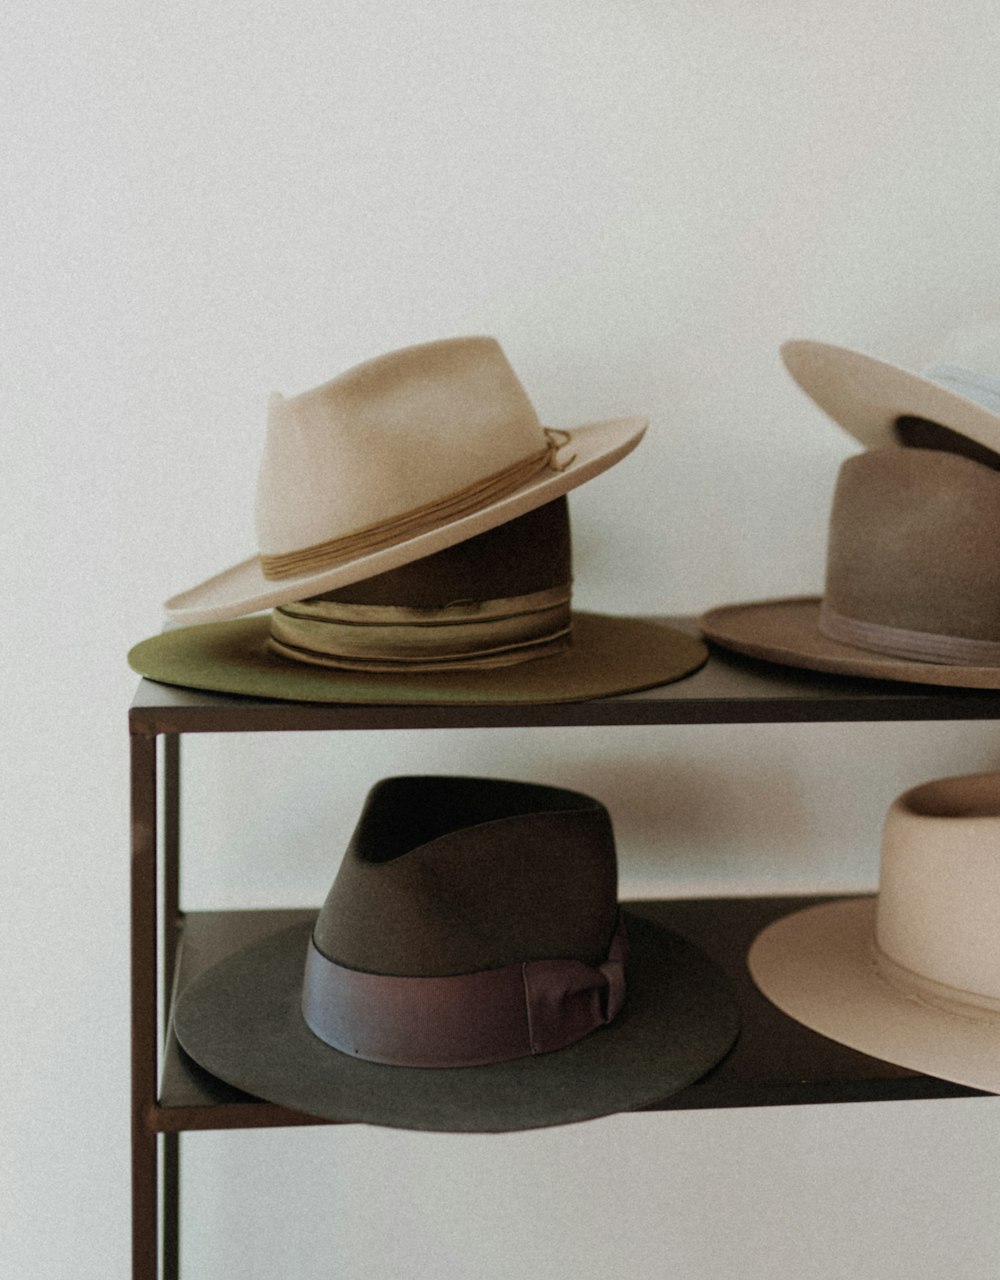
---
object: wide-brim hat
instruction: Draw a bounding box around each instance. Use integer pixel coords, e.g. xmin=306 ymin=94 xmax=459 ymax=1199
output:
xmin=173 ymin=777 xmax=740 ymax=1132
xmin=131 ymin=496 xmax=708 ymax=703
xmin=781 ymin=336 xmax=1000 ymax=456
xmin=700 ymin=445 xmax=1000 ymax=689
xmin=165 ymin=336 xmax=647 ymax=626
xmin=748 ymin=771 xmax=1000 ymax=1093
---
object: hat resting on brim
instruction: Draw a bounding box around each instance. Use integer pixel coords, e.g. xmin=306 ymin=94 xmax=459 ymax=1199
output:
xmin=748 ymin=771 xmax=1000 ymax=1094
xmin=164 ymin=336 xmax=648 ymax=626
xmin=781 ymin=336 xmax=1000 ymax=456
xmin=130 ymin=496 xmax=707 ymax=702
xmin=700 ymin=441 xmax=1000 ymax=689
xmin=173 ymin=777 xmax=741 ymax=1132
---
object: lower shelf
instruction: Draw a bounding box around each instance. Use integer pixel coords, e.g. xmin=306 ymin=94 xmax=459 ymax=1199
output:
xmin=156 ymin=896 xmax=986 ymax=1132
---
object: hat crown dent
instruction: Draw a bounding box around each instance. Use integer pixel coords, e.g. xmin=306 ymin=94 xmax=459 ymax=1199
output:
xmin=876 ymin=772 xmax=1000 ymax=1002
xmin=313 ymin=776 xmax=619 ymax=978
xmin=256 ymin=337 xmax=545 ymax=556
xmin=823 ymin=447 xmax=1000 ymax=643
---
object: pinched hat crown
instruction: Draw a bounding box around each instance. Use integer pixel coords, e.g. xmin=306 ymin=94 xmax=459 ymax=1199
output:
xmin=314 ymin=775 xmax=618 ymax=976
xmin=257 ymin=337 xmax=559 ymax=577
xmin=301 ymin=775 xmax=627 ymax=1068
xmin=162 ymin=335 xmax=646 ymax=626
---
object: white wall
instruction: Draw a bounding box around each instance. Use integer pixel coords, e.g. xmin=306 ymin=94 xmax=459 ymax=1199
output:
xmin=5 ymin=2 xmax=1000 ymax=1276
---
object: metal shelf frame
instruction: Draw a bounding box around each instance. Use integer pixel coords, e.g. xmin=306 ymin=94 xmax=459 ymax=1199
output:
xmin=129 ymin=622 xmax=1000 ymax=1278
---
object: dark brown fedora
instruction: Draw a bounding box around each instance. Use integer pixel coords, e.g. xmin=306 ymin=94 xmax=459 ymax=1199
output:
xmin=701 ymin=445 xmax=1000 ymax=688
xmin=173 ymin=776 xmax=740 ymax=1132
xmin=129 ymin=498 xmax=707 ymax=703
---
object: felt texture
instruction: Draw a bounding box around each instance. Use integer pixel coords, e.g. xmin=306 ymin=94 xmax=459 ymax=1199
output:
xmin=257 ymin=337 xmax=543 ymax=556
xmin=173 ymin=774 xmax=740 ymax=1129
xmin=748 ymin=772 xmax=1000 ymax=1094
xmin=163 ymin=337 xmax=646 ymax=625
xmin=313 ymin=777 xmax=618 ymax=975
xmin=174 ymin=913 xmax=740 ymax=1132
xmin=699 ymin=448 xmax=1000 ymax=688
xmin=128 ymin=611 xmax=708 ymax=703
xmin=824 ymin=448 xmax=1000 ymax=640
xmin=782 ymin=339 xmax=1000 ymax=454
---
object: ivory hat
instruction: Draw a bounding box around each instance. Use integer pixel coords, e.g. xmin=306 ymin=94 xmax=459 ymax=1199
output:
xmin=748 ymin=771 xmax=1000 ymax=1094
xmin=781 ymin=332 xmax=1000 ymax=455
xmin=165 ymin=336 xmax=647 ymax=625
xmin=700 ymin=445 xmax=1000 ymax=688
xmin=173 ymin=776 xmax=740 ymax=1132
xmin=129 ymin=497 xmax=708 ymax=703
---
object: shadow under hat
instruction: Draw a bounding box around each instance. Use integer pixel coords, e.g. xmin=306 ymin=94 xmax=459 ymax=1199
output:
xmin=173 ymin=776 xmax=741 ymax=1132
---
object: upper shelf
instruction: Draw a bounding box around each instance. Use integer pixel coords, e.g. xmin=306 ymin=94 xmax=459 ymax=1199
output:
xmin=129 ymin=616 xmax=1000 ymax=735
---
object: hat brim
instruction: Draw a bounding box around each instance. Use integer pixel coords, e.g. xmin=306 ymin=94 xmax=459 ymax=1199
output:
xmin=781 ymin=340 xmax=1000 ymax=454
xmin=165 ymin=417 xmax=646 ymax=626
xmin=128 ymin=611 xmax=708 ymax=704
xmin=172 ymin=912 xmax=740 ymax=1132
xmin=748 ymin=898 xmax=1000 ymax=1094
xmin=699 ymin=597 xmax=1000 ymax=689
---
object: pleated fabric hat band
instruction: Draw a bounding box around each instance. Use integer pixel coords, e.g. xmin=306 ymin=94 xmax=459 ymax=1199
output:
xmin=301 ymin=912 xmax=629 ymax=1068
xmin=268 ymin=583 xmax=573 ymax=672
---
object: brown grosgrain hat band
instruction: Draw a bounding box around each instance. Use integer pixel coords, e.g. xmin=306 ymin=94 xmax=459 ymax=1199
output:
xmin=302 ymin=912 xmax=628 ymax=1068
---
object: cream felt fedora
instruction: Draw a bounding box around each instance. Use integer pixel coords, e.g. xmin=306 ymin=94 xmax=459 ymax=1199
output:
xmin=748 ymin=771 xmax=1000 ymax=1094
xmin=173 ymin=776 xmax=741 ymax=1132
xmin=782 ymin=329 xmax=1000 ymax=456
xmin=699 ymin=445 xmax=1000 ymax=688
xmin=165 ymin=336 xmax=647 ymax=626
xmin=130 ymin=497 xmax=708 ymax=703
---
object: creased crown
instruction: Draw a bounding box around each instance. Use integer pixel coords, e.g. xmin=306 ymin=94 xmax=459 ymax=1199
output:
xmin=256 ymin=337 xmax=544 ymax=557
xmin=313 ymin=776 xmax=619 ymax=977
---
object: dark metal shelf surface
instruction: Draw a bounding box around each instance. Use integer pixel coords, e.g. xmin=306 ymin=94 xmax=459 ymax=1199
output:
xmin=155 ymin=895 xmax=985 ymax=1132
xmin=129 ymin=617 xmax=1000 ymax=735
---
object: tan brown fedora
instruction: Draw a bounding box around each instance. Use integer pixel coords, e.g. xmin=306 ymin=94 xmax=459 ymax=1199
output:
xmin=782 ymin=332 xmax=1000 ymax=455
xmin=173 ymin=776 xmax=740 ymax=1132
xmin=700 ymin=445 xmax=1000 ymax=688
xmin=129 ymin=497 xmax=708 ymax=703
xmin=748 ymin=771 xmax=1000 ymax=1094
xmin=165 ymin=336 xmax=647 ymax=626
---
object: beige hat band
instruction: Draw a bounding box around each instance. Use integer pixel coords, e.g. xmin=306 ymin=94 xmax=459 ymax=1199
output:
xmin=268 ymin=584 xmax=573 ymax=672
xmin=874 ymin=940 xmax=1000 ymax=1021
xmin=259 ymin=430 xmax=572 ymax=582
xmin=818 ymin=603 xmax=1000 ymax=667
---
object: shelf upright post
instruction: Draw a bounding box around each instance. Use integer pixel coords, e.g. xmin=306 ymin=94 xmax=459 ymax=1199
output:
xmin=162 ymin=734 xmax=181 ymax=1280
xmin=130 ymin=725 xmax=160 ymax=1280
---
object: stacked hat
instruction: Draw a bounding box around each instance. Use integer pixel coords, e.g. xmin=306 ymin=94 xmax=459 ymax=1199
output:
xmin=748 ymin=770 xmax=1000 ymax=1093
xmin=700 ymin=333 xmax=1000 ymax=688
xmin=173 ymin=776 xmax=741 ymax=1131
xmin=129 ymin=336 xmax=706 ymax=703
